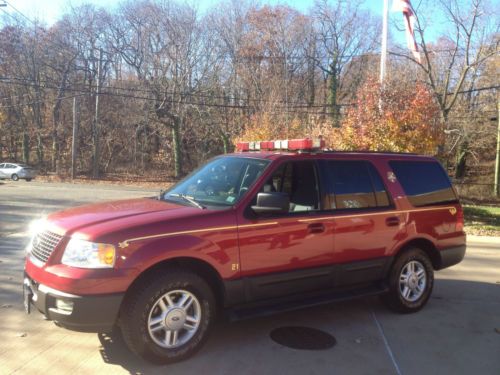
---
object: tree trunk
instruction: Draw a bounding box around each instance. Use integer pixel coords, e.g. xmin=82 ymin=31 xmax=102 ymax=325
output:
xmin=22 ymin=132 xmax=30 ymax=164
xmin=52 ymin=124 xmax=59 ymax=172
xmin=455 ymin=141 xmax=468 ymax=179
xmin=34 ymin=101 xmax=44 ymax=165
xmin=52 ymin=98 xmax=64 ymax=173
xmin=36 ymin=134 xmax=43 ymax=165
xmin=327 ymin=62 xmax=340 ymax=127
xmin=171 ymin=119 xmax=182 ymax=178
xmin=221 ymin=133 xmax=231 ymax=154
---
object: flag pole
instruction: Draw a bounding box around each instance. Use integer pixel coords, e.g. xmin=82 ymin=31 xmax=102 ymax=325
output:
xmin=380 ymin=0 xmax=389 ymax=84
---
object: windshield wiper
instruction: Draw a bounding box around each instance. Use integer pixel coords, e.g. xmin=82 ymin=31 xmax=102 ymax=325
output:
xmin=168 ymin=193 xmax=206 ymax=209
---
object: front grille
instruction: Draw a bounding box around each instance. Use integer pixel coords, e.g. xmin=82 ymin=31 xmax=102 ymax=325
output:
xmin=31 ymin=230 xmax=64 ymax=263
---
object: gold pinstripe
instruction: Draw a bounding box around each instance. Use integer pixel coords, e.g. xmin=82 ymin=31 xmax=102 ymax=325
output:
xmin=118 ymin=206 xmax=457 ymax=248
xmin=297 ymin=206 xmax=457 ymax=223
xmin=118 ymin=222 xmax=279 ymax=248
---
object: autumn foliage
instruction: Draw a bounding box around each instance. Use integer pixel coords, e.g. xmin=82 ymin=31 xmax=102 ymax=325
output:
xmin=329 ymin=78 xmax=442 ymax=154
xmin=237 ymin=78 xmax=442 ymax=155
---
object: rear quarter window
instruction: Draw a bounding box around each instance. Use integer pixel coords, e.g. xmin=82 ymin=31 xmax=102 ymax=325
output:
xmin=389 ymin=160 xmax=458 ymax=207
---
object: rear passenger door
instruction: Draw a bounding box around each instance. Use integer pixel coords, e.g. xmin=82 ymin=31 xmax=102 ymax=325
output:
xmin=319 ymin=160 xmax=405 ymax=285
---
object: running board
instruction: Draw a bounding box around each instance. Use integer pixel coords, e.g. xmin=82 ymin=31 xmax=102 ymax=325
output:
xmin=227 ymin=284 xmax=388 ymax=322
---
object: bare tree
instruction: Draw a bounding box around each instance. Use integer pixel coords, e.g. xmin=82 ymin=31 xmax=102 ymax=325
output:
xmin=391 ymin=0 xmax=498 ymax=123
xmin=311 ymin=0 xmax=380 ymax=125
xmin=390 ymin=0 xmax=499 ymax=175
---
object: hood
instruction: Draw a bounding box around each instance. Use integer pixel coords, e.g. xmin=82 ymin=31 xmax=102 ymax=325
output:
xmin=46 ymin=198 xmax=193 ymax=237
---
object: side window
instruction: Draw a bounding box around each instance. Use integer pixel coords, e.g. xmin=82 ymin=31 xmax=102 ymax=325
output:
xmin=0 ymin=164 xmax=4 ymax=168
xmin=367 ymin=163 xmax=391 ymax=207
xmin=332 ymin=161 xmax=376 ymax=209
xmin=389 ymin=161 xmax=457 ymax=207
xmin=321 ymin=160 xmax=388 ymax=210
xmin=261 ymin=161 xmax=320 ymax=213
xmin=261 ymin=163 xmax=285 ymax=193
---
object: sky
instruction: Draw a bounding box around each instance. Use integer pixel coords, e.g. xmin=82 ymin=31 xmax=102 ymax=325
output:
xmin=0 ymin=0 xmax=454 ymax=44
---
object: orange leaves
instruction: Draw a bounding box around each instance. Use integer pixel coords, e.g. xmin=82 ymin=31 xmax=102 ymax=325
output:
xmin=236 ymin=112 xmax=304 ymax=142
xmin=332 ymin=77 xmax=442 ymax=154
xmin=233 ymin=76 xmax=442 ymax=156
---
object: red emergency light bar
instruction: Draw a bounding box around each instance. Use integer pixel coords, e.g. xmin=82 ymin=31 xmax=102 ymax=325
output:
xmin=236 ymin=137 xmax=325 ymax=152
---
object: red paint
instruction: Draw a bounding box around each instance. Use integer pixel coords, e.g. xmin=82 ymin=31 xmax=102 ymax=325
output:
xmin=25 ymin=152 xmax=465 ymax=297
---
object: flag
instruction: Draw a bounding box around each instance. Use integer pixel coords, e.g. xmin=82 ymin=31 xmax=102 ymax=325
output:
xmin=392 ymin=0 xmax=421 ymax=63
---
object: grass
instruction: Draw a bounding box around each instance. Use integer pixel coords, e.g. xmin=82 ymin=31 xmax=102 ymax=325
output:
xmin=463 ymin=205 xmax=500 ymax=236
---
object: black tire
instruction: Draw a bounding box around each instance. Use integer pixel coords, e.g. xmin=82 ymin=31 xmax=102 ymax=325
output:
xmin=382 ymin=247 xmax=434 ymax=313
xmin=26 ymin=178 xmax=32 ymax=182
xmin=120 ymin=269 xmax=216 ymax=364
xmin=11 ymin=174 xmax=19 ymax=181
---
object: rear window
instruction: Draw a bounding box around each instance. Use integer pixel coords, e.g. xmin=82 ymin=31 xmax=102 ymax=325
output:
xmin=389 ymin=160 xmax=458 ymax=207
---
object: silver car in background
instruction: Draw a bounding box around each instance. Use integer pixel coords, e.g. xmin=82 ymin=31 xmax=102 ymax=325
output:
xmin=0 ymin=163 xmax=36 ymax=181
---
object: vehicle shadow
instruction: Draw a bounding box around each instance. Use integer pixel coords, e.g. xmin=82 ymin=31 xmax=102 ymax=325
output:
xmin=96 ymin=278 xmax=500 ymax=374
xmin=98 ymin=329 xmax=147 ymax=374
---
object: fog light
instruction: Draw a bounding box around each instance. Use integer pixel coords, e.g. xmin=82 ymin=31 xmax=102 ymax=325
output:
xmin=55 ymin=299 xmax=74 ymax=314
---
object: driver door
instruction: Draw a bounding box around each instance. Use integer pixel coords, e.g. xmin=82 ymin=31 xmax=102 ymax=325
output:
xmin=237 ymin=160 xmax=335 ymax=301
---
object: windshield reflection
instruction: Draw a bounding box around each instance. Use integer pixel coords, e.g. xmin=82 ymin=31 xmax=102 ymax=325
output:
xmin=164 ymin=157 xmax=270 ymax=207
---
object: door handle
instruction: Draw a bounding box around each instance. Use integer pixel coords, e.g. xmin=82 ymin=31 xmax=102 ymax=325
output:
xmin=385 ymin=216 xmax=400 ymax=227
xmin=307 ymin=223 xmax=325 ymax=234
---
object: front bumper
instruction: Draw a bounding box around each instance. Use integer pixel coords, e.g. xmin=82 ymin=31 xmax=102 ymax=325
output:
xmin=24 ymin=273 xmax=124 ymax=333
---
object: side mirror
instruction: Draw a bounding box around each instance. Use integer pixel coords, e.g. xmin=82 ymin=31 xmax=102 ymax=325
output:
xmin=251 ymin=192 xmax=289 ymax=214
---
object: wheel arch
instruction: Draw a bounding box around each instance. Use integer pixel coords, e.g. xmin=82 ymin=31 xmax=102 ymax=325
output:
xmin=123 ymin=256 xmax=226 ymax=309
xmin=394 ymin=237 xmax=441 ymax=270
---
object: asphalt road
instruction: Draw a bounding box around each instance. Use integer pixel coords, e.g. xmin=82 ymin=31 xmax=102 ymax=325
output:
xmin=0 ymin=180 xmax=499 ymax=375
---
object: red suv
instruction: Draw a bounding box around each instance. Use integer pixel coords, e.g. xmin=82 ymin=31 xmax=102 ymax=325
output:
xmin=23 ymin=138 xmax=466 ymax=363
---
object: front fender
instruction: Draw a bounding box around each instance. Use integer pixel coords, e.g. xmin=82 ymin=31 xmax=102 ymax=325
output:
xmin=118 ymin=231 xmax=239 ymax=280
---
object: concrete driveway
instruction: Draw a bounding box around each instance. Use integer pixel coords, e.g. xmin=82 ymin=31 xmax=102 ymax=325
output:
xmin=1 ymin=180 xmax=499 ymax=374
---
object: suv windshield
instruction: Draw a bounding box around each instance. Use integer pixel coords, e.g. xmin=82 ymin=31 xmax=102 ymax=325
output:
xmin=163 ymin=156 xmax=270 ymax=207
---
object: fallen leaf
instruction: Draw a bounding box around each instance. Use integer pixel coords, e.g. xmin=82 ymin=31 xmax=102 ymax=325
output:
xmin=495 ymin=328 xmax=500 ymax=334
xmin=355 ymin=338 xmax=362 ymax=344
xmin=16 ymin=332 xmax=27 ymax=338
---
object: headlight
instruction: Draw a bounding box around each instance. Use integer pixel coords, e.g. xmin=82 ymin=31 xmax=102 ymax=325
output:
xmin=26 ymin=217 xmax=47 ymax=254
xmin=61 ymin=238 xmax=116 ymax=268
xmin=28 ymin=217 xmax=47 ymax=237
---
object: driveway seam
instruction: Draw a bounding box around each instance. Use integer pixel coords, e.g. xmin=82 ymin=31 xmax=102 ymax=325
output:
xmin=371 ymin=310 xmax=402 ymax=375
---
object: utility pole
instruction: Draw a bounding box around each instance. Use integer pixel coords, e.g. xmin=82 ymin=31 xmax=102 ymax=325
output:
xmin=92 ymin=49 xmax=102 ymax=179
xmin=71 ymin=96 xmax=79 ymax=180
xmin=380 ymin=0 xmax=389 ymax=85
xmin=494 ymin=95 xmax=500 ymax=196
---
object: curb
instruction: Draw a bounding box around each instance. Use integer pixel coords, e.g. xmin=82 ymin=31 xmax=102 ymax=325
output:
xmin=467 ymin=235 xmax=500 ymax=244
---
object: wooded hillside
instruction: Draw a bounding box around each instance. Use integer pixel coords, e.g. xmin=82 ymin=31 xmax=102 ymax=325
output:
xmin=0 ymin=0 xmax=497 ymax=197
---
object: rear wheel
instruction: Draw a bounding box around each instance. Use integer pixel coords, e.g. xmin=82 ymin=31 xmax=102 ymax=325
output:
xmin=120 ymin=270 xmax=215 ymax=364
xmin=11 ymin=174 xmax=19 ymax=181
xmin=26 ymin=178 xmax=32 ymax=182
xmin=382 ymin=247 xmax=434 ymax=313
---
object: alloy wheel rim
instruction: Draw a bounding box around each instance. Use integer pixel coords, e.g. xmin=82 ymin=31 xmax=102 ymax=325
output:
xmin=147 ymin=290 xmax=201 ymax=349
xmin=399 ymin=260 xmax=427 ymax=302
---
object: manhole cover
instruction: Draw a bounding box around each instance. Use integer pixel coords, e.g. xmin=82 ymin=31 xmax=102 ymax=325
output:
xmin=270 ymin=326 xmax=336 ymax=350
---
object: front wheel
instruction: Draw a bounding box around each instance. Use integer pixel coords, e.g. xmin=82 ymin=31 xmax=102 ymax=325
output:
xmin=11 ymin=174 xmax=19 ymax=181
xmin=382 ymin=248 xmax=434 ymax=313
xmin=120 ymin=270 xmax=216 ymax=364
